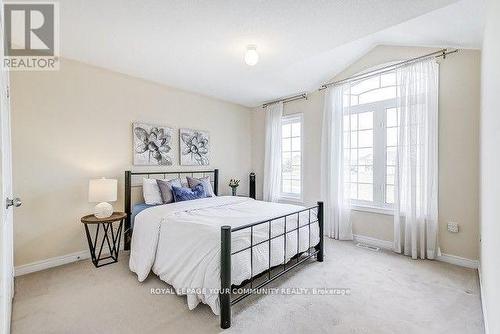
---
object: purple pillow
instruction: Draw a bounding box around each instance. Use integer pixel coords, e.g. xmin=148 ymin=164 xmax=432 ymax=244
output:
xmin=171 ymin=184 xmax=206 ymax=202
xmin=186 ymin=176 xmax=215 ymax=197
xmin=156 ymin=178 xmax=182 ymax=204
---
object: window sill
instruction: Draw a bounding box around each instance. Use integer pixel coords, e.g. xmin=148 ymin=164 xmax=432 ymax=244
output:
xmin=351 ymin=204 xmax=394 ymax=216
xmin=278 ymin=195 xmax=303 ymax=204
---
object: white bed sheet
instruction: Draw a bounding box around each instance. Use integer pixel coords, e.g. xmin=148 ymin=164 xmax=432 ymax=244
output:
xmin=129 ymin=196 xmax=319 ymax=314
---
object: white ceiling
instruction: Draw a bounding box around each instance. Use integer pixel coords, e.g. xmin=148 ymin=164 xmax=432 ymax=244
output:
xmin=54 ymin=0 xmax=484 ymax=107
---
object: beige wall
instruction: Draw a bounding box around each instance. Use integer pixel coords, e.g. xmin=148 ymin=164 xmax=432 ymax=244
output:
xmin=11 ymin=58 xmax=253 ymax=267
xmin=11 ymin=45 xmax=482 ymax=266
xmin=252 ymin=45 xmax=481 ymax=260
xmin=480 ymin=0 xmax=500 ymax=332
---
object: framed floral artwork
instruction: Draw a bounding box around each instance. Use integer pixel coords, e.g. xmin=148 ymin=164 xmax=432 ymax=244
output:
xmin=179 ymin=128 xmax=210 ymax=166
xmin=133 ymin=123 xmax=174 ymax=165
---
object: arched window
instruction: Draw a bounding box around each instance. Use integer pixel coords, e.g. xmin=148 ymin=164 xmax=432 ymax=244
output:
xmin=343 ymin=70 xmax=399 ymax=210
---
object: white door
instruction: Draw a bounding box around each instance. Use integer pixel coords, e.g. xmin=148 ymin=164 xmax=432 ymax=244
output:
xmin=0 ymin=2 xmax=15 ymax=332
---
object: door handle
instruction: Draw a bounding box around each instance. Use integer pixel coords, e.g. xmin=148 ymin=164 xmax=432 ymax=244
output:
xmin=6 ymin=197 xmax=22 ymax=209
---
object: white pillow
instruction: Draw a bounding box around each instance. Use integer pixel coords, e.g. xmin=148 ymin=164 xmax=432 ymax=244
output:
xmin=142 ymin=178 xmax=163 ymax=205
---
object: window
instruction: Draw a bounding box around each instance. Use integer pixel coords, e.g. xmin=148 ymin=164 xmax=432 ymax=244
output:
xmin=281 ymin=114 xmax=302 ymax=200
xmin=343 ymin=71 xmax=398 ymax=210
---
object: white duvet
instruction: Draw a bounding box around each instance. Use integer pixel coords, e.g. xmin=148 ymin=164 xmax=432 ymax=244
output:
xmin=129 ymin=196 xmax=319 ymax=314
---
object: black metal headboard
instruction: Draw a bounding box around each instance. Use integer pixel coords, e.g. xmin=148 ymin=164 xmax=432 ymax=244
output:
xmin=123 ymin=169 xmax=219 ymax=250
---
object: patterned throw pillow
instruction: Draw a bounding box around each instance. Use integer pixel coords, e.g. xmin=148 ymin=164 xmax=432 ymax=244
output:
xmin=171 ymin=184 xmax=206 ymax=202
xmin=186 ymin=176 xmax=215 ymax=197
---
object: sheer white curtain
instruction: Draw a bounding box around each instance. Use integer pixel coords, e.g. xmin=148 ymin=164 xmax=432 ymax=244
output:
xmin=321 ymin=85 xmax=353 ymax=240
xmin=394 ymin=59 xmax=439 ymax=259
xmin=263 ymin=102 xmax=283 ymax=202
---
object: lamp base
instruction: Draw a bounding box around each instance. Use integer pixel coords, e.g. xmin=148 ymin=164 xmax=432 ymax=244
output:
xmin=94 ymin=202 xmax=113 ymax=218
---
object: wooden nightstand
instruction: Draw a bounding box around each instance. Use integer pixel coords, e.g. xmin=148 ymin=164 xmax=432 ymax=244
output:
xmin=81 ymin=212 xmax=126 ymax=268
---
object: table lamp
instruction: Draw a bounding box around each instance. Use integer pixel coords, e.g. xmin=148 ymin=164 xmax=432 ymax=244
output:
xmin=89 ymin=178 xmax=117 ymax=218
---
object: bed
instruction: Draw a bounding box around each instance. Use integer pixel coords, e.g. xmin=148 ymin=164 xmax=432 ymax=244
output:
xmin=124 ymin=169 xmax=324 ymax=329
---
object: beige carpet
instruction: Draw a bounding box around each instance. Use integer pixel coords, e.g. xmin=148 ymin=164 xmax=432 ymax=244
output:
xmin=11 ymin=240 xmax=484 ymax=334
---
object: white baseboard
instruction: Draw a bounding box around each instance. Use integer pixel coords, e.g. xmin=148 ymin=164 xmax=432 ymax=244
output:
xmin=478 ymin=267 xmax=490 ymax=334
xmin=15 ymin=250 xmax=90 ymax=276
xmin=352 ymin=234 xmax=479 ymax=269
xmin=15 ymin=240 xmax=126 ymax=277
xmin=437 ymin=253 xmax=479 ymax=269
xmin=353 ymin=234 xmax=393 ymax=251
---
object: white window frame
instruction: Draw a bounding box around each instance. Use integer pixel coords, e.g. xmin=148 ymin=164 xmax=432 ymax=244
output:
xmin=348 ymin=98 xmax=397 ymax=214
xmin=279 ymin=113 xmax=304 ymax=202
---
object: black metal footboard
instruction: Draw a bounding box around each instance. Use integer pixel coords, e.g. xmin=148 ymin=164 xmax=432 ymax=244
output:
xmin=219 ymin=201 xmax=324 ymax=329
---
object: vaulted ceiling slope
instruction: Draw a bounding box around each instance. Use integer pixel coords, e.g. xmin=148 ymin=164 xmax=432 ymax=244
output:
xmin=54 ymin=0 xmax=484 ymax=107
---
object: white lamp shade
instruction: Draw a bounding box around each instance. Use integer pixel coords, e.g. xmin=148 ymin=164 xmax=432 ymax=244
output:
xmin=88 ymin=178 xmax=117 ymax=203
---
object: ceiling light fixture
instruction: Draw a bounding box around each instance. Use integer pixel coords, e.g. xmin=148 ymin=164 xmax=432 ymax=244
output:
xmin=244 ymin=45 xmax=259 ymax=66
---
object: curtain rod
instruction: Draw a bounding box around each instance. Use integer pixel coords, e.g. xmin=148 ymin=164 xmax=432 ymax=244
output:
xmin=261 ymin=93 xmax=307 ymax=109
xmin=319 ymin=48 xmax=459 ymax=90
xmin=260 ymin=48 xmax=459 ymax=108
